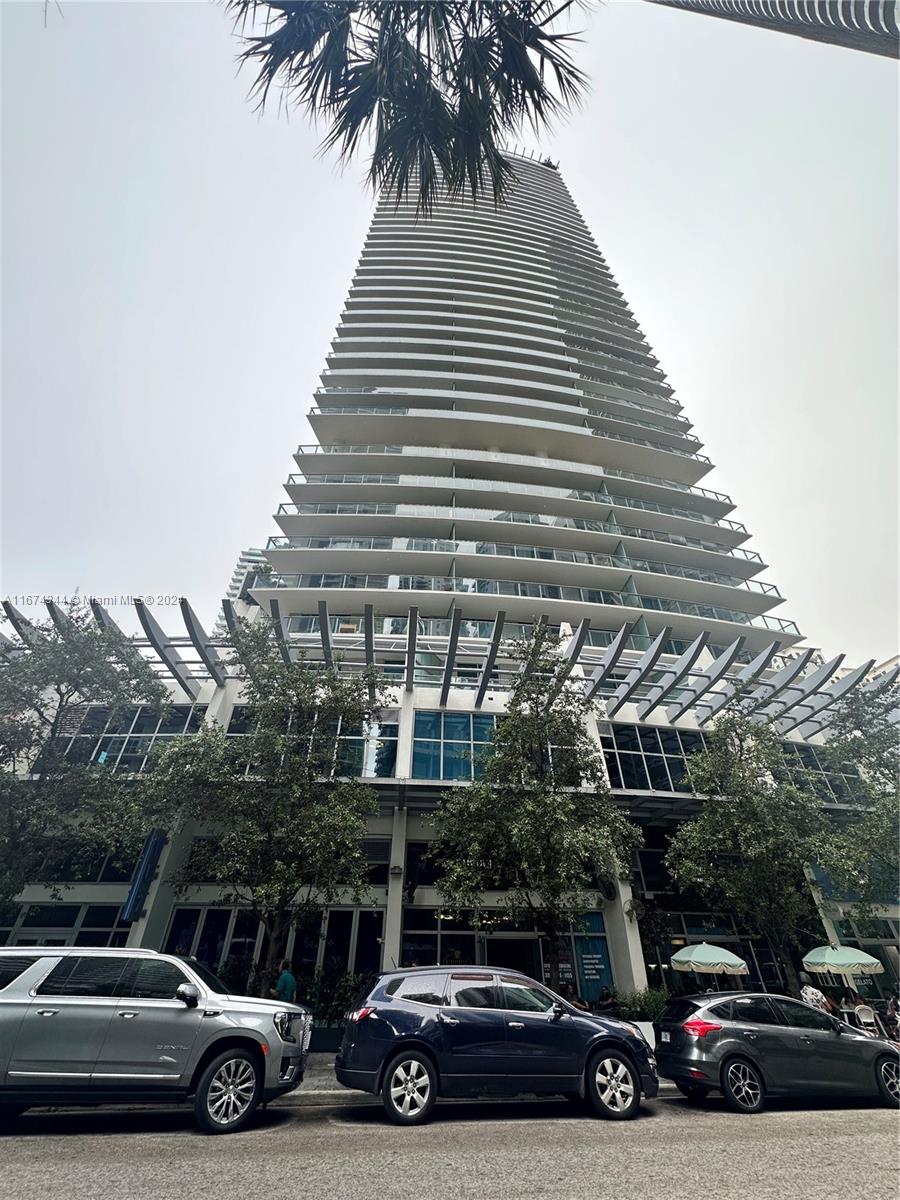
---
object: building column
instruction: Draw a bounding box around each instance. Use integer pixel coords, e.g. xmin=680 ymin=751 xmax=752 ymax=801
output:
xmin=382 ymin=805 xmax=408 ymax=971
xmin=126 ymin=826 xmax=193 ymax=950
xmin=604 ymin=879 xmax=649 ymax=993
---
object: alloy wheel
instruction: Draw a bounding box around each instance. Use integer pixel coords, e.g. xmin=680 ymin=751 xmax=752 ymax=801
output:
xmin=881 ymin=1059 xmax=900 ymax=1102
xmin=594 ymin=1058 xmax=635 ymax=1113
xmin=726 ymin=1061 xmax=761 ymax=1110
xmin=389 ymin=1059 xmax=431 ymax=1118
xmin=207 ymin=1057 xmax=257 ymax=1125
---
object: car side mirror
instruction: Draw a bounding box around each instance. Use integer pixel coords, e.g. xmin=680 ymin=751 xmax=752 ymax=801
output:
xmin=551 ymin=1002 xmax=565 ymax=1021
xmin=176 ymin=983 xmax=200 ymax=1009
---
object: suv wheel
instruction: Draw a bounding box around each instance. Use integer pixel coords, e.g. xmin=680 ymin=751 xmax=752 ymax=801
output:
xmin=381 ymin=1051 xmax=437 ymax=1125
xmin=195 ymin=1049 xmax=262 ymax=1134
xmin=876 ymin=1057 xmax=900 ymax=1107
xmin=586 ymin=1050 xmax=641 ymax=1120
xmin=721 ymin=1057 xmax=765 ymax=1114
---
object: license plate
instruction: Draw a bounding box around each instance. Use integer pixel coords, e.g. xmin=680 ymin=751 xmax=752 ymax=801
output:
xmin=660 ymin=1031 xmax=671 ymax=1043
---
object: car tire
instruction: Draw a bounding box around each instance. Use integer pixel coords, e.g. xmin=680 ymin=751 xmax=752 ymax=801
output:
xmin=721 ymin=1057 xmax=765 ymax=1114
xmin=194 ymin=1049 xmax=262 ymax=1134
xmin=381 ymin=1051 xmax=437 ymax=1125
xmin=875 ymin=1056 xmax=900 ymax=1108
xmin=675 ymin=1082 xmax=709 ymax=1104
xmin=586 ymin=1049 xmax=642 ymax=1120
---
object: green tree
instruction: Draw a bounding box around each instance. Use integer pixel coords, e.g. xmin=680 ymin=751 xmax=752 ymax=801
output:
xmin=0 ymin=601 xmax=166 ymax=907
xmin=136 ymin=616 xmax=383 ymax=996
xmin=665 ymin=708 xmax=826 ymax=996
xmin=811 ymin=678 xmax=899 ymax=922
xmin=228 ymin=0 xmax=587 ymax=212
xmin=432 ymin=624 xmax=641 ymax=988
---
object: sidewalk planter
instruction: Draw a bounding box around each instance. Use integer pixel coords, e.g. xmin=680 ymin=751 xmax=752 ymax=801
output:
xmin=309 ymin=1024 xmax=342 ymax=1053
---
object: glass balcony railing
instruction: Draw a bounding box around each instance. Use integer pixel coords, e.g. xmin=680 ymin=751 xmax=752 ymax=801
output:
xmin=249 ymin=570 xmax=800 ymax=635
xmin=276 ymin=501 xmax=763 ymax=563
xmin=293 ymin=444 xmax=732 ymax=504
xmin=287 ymin=472 xmax=744 ymax=531
xmin=265 ymin=534 xmax=780 ymax=596
xmin=306 ymin=409 xmax=712 ymax=465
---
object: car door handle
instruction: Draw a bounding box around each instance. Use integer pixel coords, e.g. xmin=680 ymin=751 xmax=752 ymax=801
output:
xmin=743 ymin=1032 xmax=758 ymax=1041
xmin=118 ymin=1010 xmax=140 ymax=1019
xmin=800 ymin=1035 xmax=814 ymax=1044
xmin=508 ymin=1022 xmax=525 ymax=1030
xmin=36 ymin=1009 xmax=58 ymax=1017
xmin=438 ymin=1014 xmax=459 ymax=1026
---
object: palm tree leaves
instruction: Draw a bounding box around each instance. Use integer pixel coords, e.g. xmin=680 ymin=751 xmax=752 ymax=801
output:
xmin=227 ymin=1 xmax=588 ymax=212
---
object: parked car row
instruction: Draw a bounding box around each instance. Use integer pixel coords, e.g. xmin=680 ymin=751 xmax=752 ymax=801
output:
xmin=0 ymin=950 xmax=897 ymax=1134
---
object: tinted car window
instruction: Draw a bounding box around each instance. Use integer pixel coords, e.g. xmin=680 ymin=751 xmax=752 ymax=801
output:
xmin=732 ymin=996 xmax=781 ymax=1026
xmin=119 ymin=958 xmax=188 ymax=999
xmin=36 ymin=956 xmax=128 ymax=997
xmin=707 ymin=1001 xmax=733 ymax=1020
xmin=659 ymin=999 xmax=700 ymax=1022
xmin=0 ymin=956 xmax=38 ymax=990
xmin=448 ymin=974 xmax=495 ymax=1008
xmin=773 ymin=999 xmax=834 ymax=1031
xmin=499 ymin=978 xmax=555 ymax=1013
xmin=395 ymin=973 xmax=447 ymax=1006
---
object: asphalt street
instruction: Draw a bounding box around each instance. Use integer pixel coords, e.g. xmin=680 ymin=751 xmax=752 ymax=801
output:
xmin=3 ymin=1093 xmax=897 ymax=1200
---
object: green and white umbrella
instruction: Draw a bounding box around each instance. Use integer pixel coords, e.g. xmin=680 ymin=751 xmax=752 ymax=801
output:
xmin=670 ymin=942 xmax=749 ymax=976
xmin=802 ymin=944 xmax=884 ymax=976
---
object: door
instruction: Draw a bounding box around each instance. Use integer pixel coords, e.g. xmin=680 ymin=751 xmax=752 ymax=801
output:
xmin=770 ymin=999 xmax=869 ymax=1091
xmin=497 ymin=976 xmax=583 ymax=1083
xmin=9 ymin=955 xmax=128 ymax=1083
xmin=94 ymin=957 xmax=205 ymax=1085
xmin=728 ymin=995 xmax=797 ymax=1090
xmin=437 ymin=973 xmax=508 ymax=1081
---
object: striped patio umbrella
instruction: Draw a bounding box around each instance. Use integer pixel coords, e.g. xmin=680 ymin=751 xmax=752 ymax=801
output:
xmin=670 ymin=942 xmax=749 ymax=975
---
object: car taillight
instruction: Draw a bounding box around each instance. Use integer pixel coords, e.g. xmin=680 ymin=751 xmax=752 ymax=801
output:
xmin=682 ymin=1018 xmax=723 ymax=1038
xmin=348 ymin=1006 xmax=375 ymax=1022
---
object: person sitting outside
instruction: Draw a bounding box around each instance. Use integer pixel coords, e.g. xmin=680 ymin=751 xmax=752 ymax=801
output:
xmin=799 ymin=971 xmax=834 ymax=1013
xmin=558 ymin=981 xmax=590 ymax=1012
xmin=594 ymin=985 xmax=617 ymax=1015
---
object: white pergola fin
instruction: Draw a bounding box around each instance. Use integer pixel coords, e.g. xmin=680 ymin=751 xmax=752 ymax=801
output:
xmin=739 ymin=648 xmax=815 ymax=715
xmin=439 ymin=608 xmax=463 ymax=707
xmin=605 ymin=627 xmax=672 ymax=718
xmin=180 ymin=598 xmax=227 ymax=688
xmin=405 ymin=607 xmax=419 ymax=693
xmin=1 ymin=600 xmax=44 ymax=645
xmin=583 ymin=623 xmax=633 ymax=701
xmin=317 ymin=600 xmax=334 ymax=669
xmin=752 ymin=653 xmax=843 ymax=724
xmin=474 ymin=611 xmax=506 ymax=708
xmin=45 ymin=600 xmax=74 ymax=634
xmin=637 ymin=632 xmax=709 ymax=719
xmin=695 ymin=640 xmax=780 ymax=725
xmin=794 ymin=664 xmax=898 ymax=739
xmin=267 ymin=599 xmax=293 ymax=666
xmin=666 ymin=637 xmax=745 ymax=722
xmin=134 ymin=598 xmax=201 ymax=700
xmin=777 ymin=658 xmax=874 ymax=736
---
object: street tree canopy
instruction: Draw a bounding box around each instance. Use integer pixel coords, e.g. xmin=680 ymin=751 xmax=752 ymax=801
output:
xmin=811 ymin=678 xmax=900 ymax=923
xmin=432 ymin=624 xmax=641 ymax=987
xmin=137 ymin=616 xmax=384 ymax=994
xmin=0 ymin=601 xmax=166 ymax=908
xmin=666 ymin=707 xmax=827 ymax=995
xmin=228 ymin=0 xmax=587 ymax=212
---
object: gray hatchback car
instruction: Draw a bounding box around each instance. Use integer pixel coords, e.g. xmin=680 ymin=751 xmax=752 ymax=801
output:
xmin=0 ymin=947 xmax=311 ymax=1133
xmin=653 ymin=991 xmax=900 ymax=1113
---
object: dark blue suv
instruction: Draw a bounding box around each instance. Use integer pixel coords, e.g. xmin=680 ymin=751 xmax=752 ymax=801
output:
xmin=335 ymin=966 xmax=658 ymax=1124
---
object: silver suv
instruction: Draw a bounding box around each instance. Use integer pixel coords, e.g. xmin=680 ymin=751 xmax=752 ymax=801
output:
xmin=0 ymin=947 xmax=311 ymax=1133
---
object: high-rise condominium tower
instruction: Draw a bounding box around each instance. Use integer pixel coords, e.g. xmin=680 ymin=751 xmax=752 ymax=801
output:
xmin=259 ymin=155 xmax=798 ymax=662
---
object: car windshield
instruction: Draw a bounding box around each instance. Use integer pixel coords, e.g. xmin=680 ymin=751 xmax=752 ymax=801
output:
xmin=181 ymin=958 xmax=230 ymax=994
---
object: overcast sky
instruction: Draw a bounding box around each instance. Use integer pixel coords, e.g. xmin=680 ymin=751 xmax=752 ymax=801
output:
xmin=2 ymin=1 xmax=897 ymax=665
